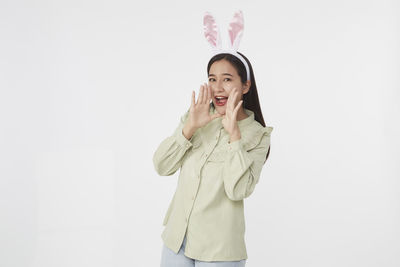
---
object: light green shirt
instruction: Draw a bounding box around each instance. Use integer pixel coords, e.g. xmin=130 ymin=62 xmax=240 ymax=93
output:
xmin=153 ymin=103 xmax=273 ymax=261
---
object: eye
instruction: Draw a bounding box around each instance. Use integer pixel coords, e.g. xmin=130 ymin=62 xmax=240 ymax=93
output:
xmin=224 ymin=78 xmax=231 ymax=81
xmin=208 ymin=78 xmax=215 ymax=82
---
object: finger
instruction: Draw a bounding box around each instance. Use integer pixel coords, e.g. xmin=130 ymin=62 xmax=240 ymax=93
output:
xmin=203 ymin=83 xmax=207 ymax=104
xmin=234 ymin=100 xmax=243 ymax=115
xmin=206 ymin=83 xmax=211 ymax=102
xmin=233 ymin=91 xmax=240 ymax=106
xmin=194 ymin=88 xmax=199 ymax=105
xmin=231 ymin=89 xmax=238 ymax=103
xmin=227 ymin=91 xmax=238 ymax=111
xmin=191 ymin=90 xmax=195 ymax=107
xmin=201 ymin=84 xmax=206 ymax=104
xmin=204 ymin=83 xmax=209 ymax=104
xmin=198 ymin=85 xmax=204 ymax=104
xmin=231 ymin=88 xmax=238 ymax=96
xmin=204 ymin=83 xmax=210 ymax=104
xmin=226 ymin=90 xmax=233 ymax=110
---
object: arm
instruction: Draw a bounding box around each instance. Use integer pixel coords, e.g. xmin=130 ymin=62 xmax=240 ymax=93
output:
xmin=152 ymin=111 xmax=195 ymax=176
xmin=222 ymin=131 xmax=271 ymax=201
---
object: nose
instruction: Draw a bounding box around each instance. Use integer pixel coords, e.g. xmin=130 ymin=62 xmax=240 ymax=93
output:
xmin=210 ymin=80 xmax=225 ymax=94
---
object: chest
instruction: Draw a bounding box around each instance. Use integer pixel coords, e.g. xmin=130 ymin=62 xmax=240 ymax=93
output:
xmin=184 ymin=125 xmax=253 ymax=167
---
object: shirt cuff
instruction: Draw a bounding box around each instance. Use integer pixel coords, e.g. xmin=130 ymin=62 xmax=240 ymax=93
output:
xmin=175 ymin=128 xmax=193 ymax=149
xmin=227 ymin=138 xmax=243 ymax=152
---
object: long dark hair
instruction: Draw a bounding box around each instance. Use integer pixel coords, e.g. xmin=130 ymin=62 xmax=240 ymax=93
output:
xmin=207 ymin=52 xmax=271 ymax=162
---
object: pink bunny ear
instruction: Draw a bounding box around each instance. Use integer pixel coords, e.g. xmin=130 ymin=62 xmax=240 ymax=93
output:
xmin=203 ymin=12 xmax=220 ymax=49
xmin=228 ymin=10 xmax=244 ymax=51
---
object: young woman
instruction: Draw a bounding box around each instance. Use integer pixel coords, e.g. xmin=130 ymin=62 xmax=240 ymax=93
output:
xmin=153 ymin=51 xmax=273 ymax=267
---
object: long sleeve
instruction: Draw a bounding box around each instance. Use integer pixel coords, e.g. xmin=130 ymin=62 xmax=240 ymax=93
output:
xmin=153 ymin=110 xmax=194 ymax=176
xmin=222 ymin=130 xmax=271 ymax=201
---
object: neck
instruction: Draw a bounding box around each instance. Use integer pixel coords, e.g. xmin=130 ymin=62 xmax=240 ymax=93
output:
xmin=237 ymin=107 xmax=249 ymax=121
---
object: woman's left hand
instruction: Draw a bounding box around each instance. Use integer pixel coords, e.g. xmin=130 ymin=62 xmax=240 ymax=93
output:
xmin=221 ymin=88 xmax=243 ymax=143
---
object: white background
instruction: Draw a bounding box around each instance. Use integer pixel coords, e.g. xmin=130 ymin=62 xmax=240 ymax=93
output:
xmin=0 ymin=0 xmax=399 ymax=266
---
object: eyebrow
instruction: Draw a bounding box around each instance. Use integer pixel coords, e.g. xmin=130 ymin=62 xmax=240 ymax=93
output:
xmin=208 ymin=73 xmax=233 ymax=77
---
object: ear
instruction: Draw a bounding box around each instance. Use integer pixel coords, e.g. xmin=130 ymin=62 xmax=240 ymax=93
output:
xmin=203 ymin=12 xmax=221 ymax=49
xmin=228 ymin=10 xmax=244 ymax=51
xmin=242 ymin=80 xmax=251 ymax=94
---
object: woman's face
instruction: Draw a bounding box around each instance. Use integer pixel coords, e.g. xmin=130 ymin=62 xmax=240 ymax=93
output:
xmin=208 ymin=59 xmax=250 ymax=115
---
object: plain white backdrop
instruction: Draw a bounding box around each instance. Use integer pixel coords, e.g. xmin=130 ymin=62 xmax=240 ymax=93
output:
xmin=0 ymin=0 xmax=399 ymax=266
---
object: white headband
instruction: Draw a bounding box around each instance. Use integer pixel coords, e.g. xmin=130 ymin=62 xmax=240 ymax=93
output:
xmin=203 ymin=10 xmax=250 ymax=81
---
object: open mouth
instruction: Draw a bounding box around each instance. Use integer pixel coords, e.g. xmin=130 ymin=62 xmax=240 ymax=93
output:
xmin=215 ymin=96 xmax=228 ymax=106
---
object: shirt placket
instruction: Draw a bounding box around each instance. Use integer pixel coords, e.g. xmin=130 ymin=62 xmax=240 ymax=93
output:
xmin=183 ymin=126 xmax=223 ymax=251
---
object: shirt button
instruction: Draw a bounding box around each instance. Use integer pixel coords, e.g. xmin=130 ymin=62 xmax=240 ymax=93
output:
xmin=205 ymin=153 xmax=208 ymax=157
xmin=215 ymin=135 xmax=218 ymax=140
xmin=191 ymin=196 xmax=195 ymax=200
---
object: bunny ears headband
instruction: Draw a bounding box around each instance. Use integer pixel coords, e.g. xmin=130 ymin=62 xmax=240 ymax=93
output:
xmin=203 ymin=10 xmax=250 ymax=81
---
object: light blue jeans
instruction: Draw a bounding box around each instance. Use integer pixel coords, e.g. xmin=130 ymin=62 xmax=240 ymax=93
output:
xmin=160 ymin=234 xmax=246 ymax=267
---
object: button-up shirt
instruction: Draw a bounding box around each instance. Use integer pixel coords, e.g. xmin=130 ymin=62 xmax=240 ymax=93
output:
xmin=153 ymin=103 xmax=273 ymax=261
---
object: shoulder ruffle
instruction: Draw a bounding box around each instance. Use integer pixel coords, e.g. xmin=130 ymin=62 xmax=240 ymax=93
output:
xmin=241 ymin=124 xmax=273 ymax=151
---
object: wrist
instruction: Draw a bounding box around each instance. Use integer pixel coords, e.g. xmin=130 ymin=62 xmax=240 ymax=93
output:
xmin=229 ymin=132 xmax=241 ymax=143
xmin=183 ymin=122 xmax=198 ymax=140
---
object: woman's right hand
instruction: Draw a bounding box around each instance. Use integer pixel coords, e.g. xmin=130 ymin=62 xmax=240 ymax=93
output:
xmin=182 ymin=83 xmax=222 ymax=140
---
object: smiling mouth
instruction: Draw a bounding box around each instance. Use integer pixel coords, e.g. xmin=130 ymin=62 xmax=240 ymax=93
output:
xmin=215 ymin=96 xmax=228 ymax=106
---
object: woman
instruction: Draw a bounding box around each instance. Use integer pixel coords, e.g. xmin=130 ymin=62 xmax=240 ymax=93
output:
xmin=153 ymin=51 xmax=274 ymax=267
